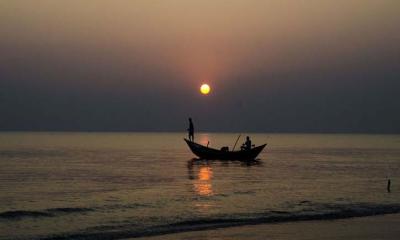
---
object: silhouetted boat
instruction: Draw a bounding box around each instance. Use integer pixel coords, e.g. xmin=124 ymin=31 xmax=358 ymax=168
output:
xmin=184 ymin=139 xmax=266 ymax=161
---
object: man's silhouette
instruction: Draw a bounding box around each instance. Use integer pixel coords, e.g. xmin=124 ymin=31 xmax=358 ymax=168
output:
xmin=188 ymin=118 xmax=194 ymax=141
xmin=241 ymin=136 xmax=252 ymax=150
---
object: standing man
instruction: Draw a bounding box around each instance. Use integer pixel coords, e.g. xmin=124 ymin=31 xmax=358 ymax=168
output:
xmin=188 ymin=118 xmax=194 ymax=142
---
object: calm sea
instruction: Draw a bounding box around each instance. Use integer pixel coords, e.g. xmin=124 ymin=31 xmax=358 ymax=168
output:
xmin=0 ymin=133 xmax=399 ymax=239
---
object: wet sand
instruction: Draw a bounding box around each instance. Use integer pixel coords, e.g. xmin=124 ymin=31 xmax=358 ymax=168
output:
xmin=136 ymin=214 xmax=400 ymax=240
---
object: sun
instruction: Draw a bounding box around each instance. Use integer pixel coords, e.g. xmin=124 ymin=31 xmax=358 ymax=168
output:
xmin=200 ymin=84 xmax=211 ymax=95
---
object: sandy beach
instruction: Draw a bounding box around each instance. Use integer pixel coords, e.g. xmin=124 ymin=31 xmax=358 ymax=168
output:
xmin=136 ymin=214 xmax=400 ymax=240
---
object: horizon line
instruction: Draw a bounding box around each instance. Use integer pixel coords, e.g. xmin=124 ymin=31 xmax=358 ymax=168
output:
xmin=0 ymin=130 xmax=399 ymax=135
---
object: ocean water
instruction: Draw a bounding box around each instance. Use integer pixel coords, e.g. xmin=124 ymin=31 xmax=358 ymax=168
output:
xmin=0 ymin=133 xmax=399 ymax=239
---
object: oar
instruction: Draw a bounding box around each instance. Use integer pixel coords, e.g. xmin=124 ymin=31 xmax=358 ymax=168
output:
xmin=232 ymin=134 xmax=241 ymax=151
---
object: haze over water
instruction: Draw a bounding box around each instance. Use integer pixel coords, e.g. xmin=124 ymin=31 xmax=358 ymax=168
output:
xmin=1 ymin=133 xmax=399 ymax=239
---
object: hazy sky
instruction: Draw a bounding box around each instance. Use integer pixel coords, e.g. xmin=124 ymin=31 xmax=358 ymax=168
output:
xmin=1 ymin=0 xmax=399 ymax=132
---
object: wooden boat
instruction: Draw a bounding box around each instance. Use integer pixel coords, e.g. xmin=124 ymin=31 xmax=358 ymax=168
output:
xmin=184 ymin=138 xmax=266 ymax=161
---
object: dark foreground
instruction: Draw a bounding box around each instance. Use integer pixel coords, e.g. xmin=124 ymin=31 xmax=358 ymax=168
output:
xmin=136 ymin=213 xmax=400 ymax=240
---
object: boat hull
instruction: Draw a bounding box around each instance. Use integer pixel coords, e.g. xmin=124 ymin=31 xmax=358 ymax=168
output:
xmin=184 ymin=139 xmax=266 ymax=161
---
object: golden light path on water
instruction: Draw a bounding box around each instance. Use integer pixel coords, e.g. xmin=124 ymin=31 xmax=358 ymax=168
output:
xmin=194 ymin=166 xmax=213 ymax=196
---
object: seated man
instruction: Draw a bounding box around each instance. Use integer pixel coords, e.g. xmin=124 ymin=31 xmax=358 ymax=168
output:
xmin=241 ymin=136 xmax=252 ymax=151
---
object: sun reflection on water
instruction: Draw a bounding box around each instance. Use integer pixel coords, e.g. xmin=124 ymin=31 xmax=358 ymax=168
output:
xmin=198 ymin=134 xmax=211 ymax=147
xmin=194 ymin=166 xmax=213 ymax=196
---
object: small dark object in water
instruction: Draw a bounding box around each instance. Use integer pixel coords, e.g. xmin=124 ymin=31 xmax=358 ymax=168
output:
xmin=387 ymin=179 xmax=391 ymax=193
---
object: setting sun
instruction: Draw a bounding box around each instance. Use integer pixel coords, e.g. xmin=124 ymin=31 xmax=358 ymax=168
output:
xmin=200 ymin=84 xmax=211 ymax=95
